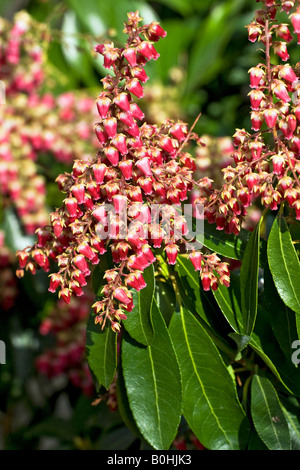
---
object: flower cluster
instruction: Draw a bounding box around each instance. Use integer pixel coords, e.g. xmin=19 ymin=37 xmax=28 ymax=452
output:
xmin=16 ymin=11 xmax=230 ymax=332
xmin=0 ymin=11 xmax=46 ymax=95
xmin=0 ymin=12 xmax=98 ymax=234
xmin=196 ymin=0 xmax=300 ymax=232
xmin=35 ymin=292 xmax=95 ymax=396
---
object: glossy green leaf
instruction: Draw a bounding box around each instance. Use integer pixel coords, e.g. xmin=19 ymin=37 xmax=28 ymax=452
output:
xmin=249 ymin=300 xmax=300 ymax=396
xmin=122 ymin=301 xmax=182 ymax=450
xmin=280 ymin=396 xmax=300 ymax=450
xmin=240 ymin=219 xmax=261 ymax=336
xmin=123 ymin=264 xmax=155 ymax=346
xmin=176 ymin=256 xmax=238 ymax=359
xmin=264 ymin=262 xmax=298 ymax=360
xmin=115 ymin=361 xmax=144 ymax=441
xmin=86 ymin=311 xmax=117 ymax=390
xmin=155 ymin=279 xmax=176 ymax=327
xmin=169 ymin=308 xmax=250 ymax=450
xmin=267 ymin=214 xmax=300 ymax=317
xmin=212 ymin=273 xmax=243 ymax=333
xmin=175 ymin=255 xmax=207 ymax=323
xmin=251 ymin=374 xmax=291 ymax=450
xmin=200 ymin=220 xmax=249 ymax=260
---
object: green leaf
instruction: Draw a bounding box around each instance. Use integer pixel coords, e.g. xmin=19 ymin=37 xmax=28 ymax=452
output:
xmin=267 ymin=213 xmax=300 ymax=318
xmin=212 ymin=273 xmax=243 ymax=333
xmin=155 ymin=280 xmax=176 ymax=327
xmin=175 ymin=255 xmax=208 ymax=323
xmin=228 ymin=333 xmax=251 ymax=360
xmin=200 ymin=220 xmax=249 ymax=260
xmin=123 ymin=264 xmax=155 ymax=346
xmin=264 ymin=262 xmax=298 ymax=361
xmin=169 ymin=308 xmax=250 ymax=450
xmin=280 ymin=396 xmax=300 ymax=450
xmin=249 ymin=305 xmax=300 ymax=396
xmin=240 ymin=219 xmax=261 ymax=336
xmin=251 ymin=374 xmax=291 ymax=450
xmin=86 ymin=311 xmax=117 ymax=390
xmin=122 ymin=300 xmax=182 ymax=450
xmin=115 ymin=358 xmax=144 ymax=441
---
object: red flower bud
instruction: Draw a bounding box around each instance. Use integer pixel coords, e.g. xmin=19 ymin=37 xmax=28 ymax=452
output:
xmin=273 ymin=42 xmax=289 ymax=61
xmin=130 ymin=103 xmax=145 ymax=121
xmin=95 ymin=124 xmax=108 ymax=144
xmin=136 ymin=156 xmax=152 ymax=176
xmin=170 ymin=123 xmax=187 ymax=142
xmin=279 ymin=64 xmax=298 ymax=83
xmin=272 ymin=81 xmax=290 ymax=102
xmin=71 ymin=184 xmax=85 ymax=204
xmin=126 ymin=271 xmax=147 ymax=291
xmin=126 ymin=78 xmax=144 ymax=98
xmin=59 ymin=288 xmax=71 ymax=304
xmin=77 ymin=241 xmax=95 ymax=261
xmin=264 ymin=108 xmax=278 ymax=128
xmin=114 ymin=92 xmax=131 ymax=112
xmin=248 ymin=66 xmax=265 ymax=88
xmin=103 ymin=117 xmax=117 ymax=138
xmin=96 ymin=94 xmax=111 ymax=118
xmin=123 ymin=47 xmax=138 ymax=67
xmin=73 ymin=254 xmax=90 ymax=275
xmin=64 ymin=197 xmax=78 ymax=218
xmin=201 ymin=272 xmax=211 ymax=291
xmin=165 ymin=243 xmax=179 ymax=265
xmin=131 ymin=66 xmax=149 ymax=83
xmin=104 ymin=146 xmax=120 ymax=166
xmin=114 ymin=287 xmax=132 ymax=305
xmin=112 ymin=134 xmax=128 ymax=155
xmin=119 ymin=159 xmax=133 ymax=180
xmin=113 ymin=194 xmax=127 ymax=214
xmin=189 ymin=251 xmax=202 ymax=271
xmin=17 ymin=250 xmax=29 ymax=268
xmin=147 ymin=22 xmax=167 ymax=41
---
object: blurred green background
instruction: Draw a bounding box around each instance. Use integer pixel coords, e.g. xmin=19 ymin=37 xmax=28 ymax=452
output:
xmin=1 ymin=0 xmax=264 ymax=137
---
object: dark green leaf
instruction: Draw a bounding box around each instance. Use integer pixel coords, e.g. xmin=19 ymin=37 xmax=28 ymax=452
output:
xmin=228 ymin=333 xmax=251 ymax=360
xmin=200 ymin=220 xmax=249 ymax=260
xmin=264 ymin=262 xmax=298 ymax=360
xmin=251 ymin=374 xmax=291 ymax=450
xmin=122 ymin=300 xmax=182 ymax=450
xmin=212 ymin=273 xmax=243 ymax=333
xmin=86 ymin=311 xmax=117 ymax=390
xmin=115 ymin=359 xmax=144 ymax=441
xmin=123 ymin=264 xmax=155 ymax=346
xmin=267 ymin=213 xmax=300 ymax=317
xmin=155 ymin=279 xmax=176 ymax=326
xmin=175 ymin=255 xmax=207 ymax=323
xmin=280 ymin=396 xmax=300 ymax=450
xmin=169 ymin=308 xmax=250 ymax=450
xmin=240 ymin=219 xmax=261 ymax=335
